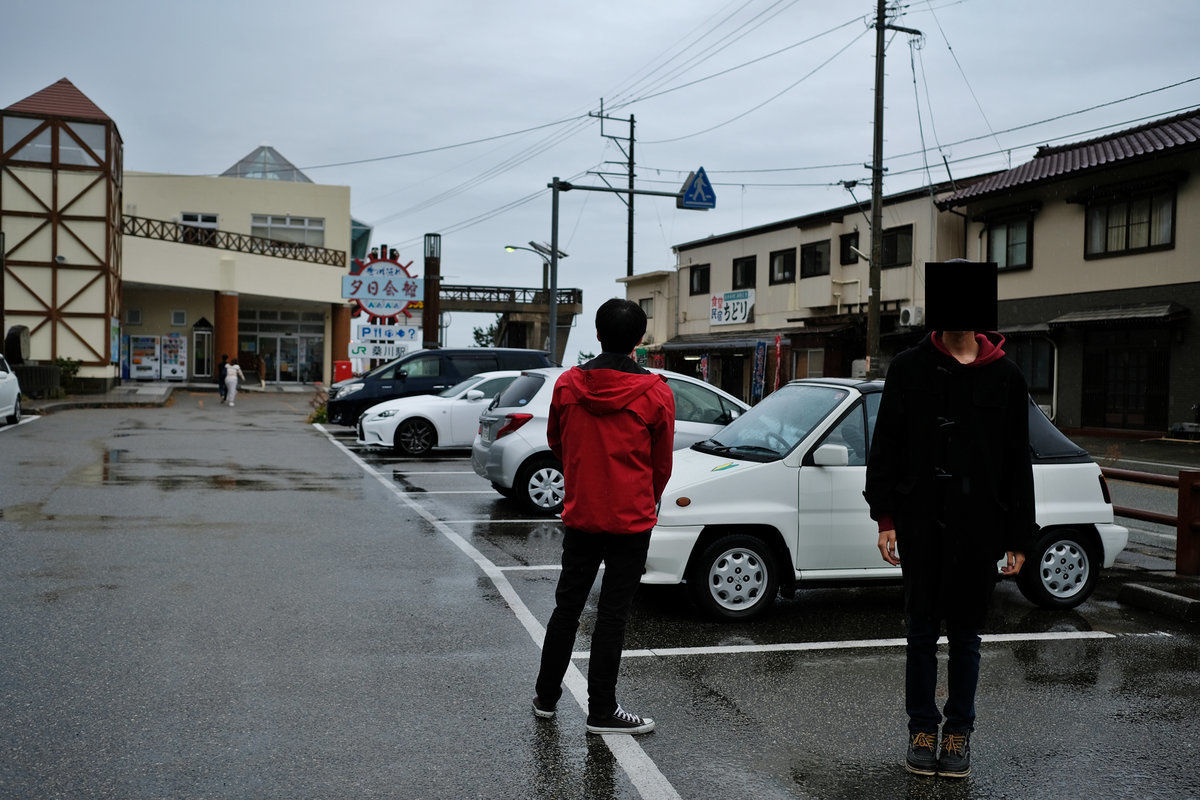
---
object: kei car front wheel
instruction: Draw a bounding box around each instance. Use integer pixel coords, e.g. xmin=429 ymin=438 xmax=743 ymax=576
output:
xmin=688 ymin=533 xmax=779 ymax=621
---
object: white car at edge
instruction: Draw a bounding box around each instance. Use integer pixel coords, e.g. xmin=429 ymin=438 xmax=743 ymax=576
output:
xmin=357 ymin=370 xmax=520 ymax=456
xmin=642 ymin=378 xmax=1130 ymax=621
xmin=0 ymin=354 xmax=21 ymax=426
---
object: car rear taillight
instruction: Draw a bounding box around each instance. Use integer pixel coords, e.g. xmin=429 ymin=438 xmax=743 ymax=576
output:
xmin=496 ymin=413 xmax=533 ymax=439
xmin=1099 ymin=473 xmax=1113 ymax=504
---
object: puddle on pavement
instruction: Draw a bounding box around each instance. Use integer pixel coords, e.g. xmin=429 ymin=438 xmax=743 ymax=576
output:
xmin=64 ymin=449 xmax=339 ymax=492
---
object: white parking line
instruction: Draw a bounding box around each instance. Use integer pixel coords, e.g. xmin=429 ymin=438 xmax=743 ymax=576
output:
xmin=318 ymin=425 xmax=683 ymax=800
xmin=592 ymin=630 xmax=1117 ymax=660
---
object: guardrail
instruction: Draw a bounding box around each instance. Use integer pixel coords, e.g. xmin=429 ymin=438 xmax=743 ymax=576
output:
xmin=1101 ymin=467 xmax=1200 ymax=575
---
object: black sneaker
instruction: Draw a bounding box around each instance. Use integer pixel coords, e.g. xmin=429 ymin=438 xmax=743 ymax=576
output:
xmin=585 ymin=705 xmax=655 ymax=735
xmin=937 ymin=731 xmax=971 ymax=778
xmin=532 ymin=697 xmax=556 ymax=719
xmin=905 ymin=731 xmax=938 ymax=776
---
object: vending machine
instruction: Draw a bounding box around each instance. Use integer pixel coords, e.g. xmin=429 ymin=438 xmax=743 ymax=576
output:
xmin=161 ymin=333 xmax=188 ymax=381
xmin=129 ymin=335 xmax=161 ymax=380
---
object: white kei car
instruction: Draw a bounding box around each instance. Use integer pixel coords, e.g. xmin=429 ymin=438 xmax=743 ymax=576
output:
xmin=643 ymin=378 xmax=1130 ymax=621
xmin=356 ymin=370 xmax=520 ymax=456
xmin=0 ymin=354 xmax=21 ymax=426
xmin=472 ymin=367 xmax=750 ymax=515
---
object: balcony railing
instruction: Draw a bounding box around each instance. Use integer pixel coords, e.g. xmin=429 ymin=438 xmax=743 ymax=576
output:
xmin=122 ymin=215 xmax=346 ymax=267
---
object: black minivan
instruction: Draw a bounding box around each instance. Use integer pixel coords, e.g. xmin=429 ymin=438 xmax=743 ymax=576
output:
xmin=326 ymin=347 xmax=554 ymax=425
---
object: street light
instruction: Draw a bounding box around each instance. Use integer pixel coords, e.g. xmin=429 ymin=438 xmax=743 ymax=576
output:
xmin=504 ymin=243 xmax=568 ymax=360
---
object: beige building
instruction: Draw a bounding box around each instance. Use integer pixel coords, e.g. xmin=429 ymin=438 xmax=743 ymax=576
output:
xmin=622 ymin=180 xmax=967 ymax=402
xmin=2 ymin=79 xmax=360 ymax=392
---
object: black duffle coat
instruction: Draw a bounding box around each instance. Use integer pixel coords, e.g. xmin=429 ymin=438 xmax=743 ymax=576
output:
xmin=864 ymin=333 xmax=1038 ymax=627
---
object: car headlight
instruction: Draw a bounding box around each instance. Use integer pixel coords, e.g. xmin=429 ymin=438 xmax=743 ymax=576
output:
xmin=338 ymin=383 xmax=365 ymax=398
xmin=374 ymin=409 xmax=398 ymax=419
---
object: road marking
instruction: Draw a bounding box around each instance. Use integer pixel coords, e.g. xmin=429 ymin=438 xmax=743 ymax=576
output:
xmin=594 ymin=630 xmax=1117 ymax=660
xmin=498 ymin=565 xmax=564 ymax=571
xmin=318 ymin=425 xmax=682 ymax=800
xmin=441 ymin=519 xmax=561 ymax=525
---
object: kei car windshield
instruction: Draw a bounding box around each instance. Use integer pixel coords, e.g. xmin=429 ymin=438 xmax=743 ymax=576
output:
xmin=693 ymin=384 xmax=849 ymax=461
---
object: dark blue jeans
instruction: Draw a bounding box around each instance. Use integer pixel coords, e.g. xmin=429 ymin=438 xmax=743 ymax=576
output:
xmin=535 ymin=528 xmax=651 ymax=719
xmin=906 ymin=614 xmax=981 ymax=734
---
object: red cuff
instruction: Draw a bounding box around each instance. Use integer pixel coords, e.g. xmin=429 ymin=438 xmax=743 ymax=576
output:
xmin=877 ymin=514 xmax=895 ymax=533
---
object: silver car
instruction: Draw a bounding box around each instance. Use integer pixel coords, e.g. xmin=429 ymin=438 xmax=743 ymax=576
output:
xmin=471 ymin=367 xmax=749 ymax=515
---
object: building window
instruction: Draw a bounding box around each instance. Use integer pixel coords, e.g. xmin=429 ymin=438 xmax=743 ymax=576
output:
xmin=1085 ymin=187 xmax=1174 ymax=257
xmin=639 ymin=297 xmax=654 ymax=318
xmin=181 ymin=212 xmax=218 ymax=246
xmin=840 ymin=232 xmax=859 ymax=265
xmin=987 ymin=217 xmax=1032 ymax=271
xmin=794 ymin=348 xmax=824 ymax=378
xmin=882 ymin=225 xmax=913 ymax=269
xmin=171 ymin=310 xmax=187 ymax=326
xmin=251 ymin=214 xmax=325 ymax=247
xmin=800 ymin=240 xmax=831 ymax=278
xmin=1007 ymin=338 xmax=1053 ymax=392
xmin=769 ymin=249 xmax=796 ymax=284
xmin=732 ymin=256 xmax=756 ymax=290
xmin=689 ymin=264 xmax=710 ymax=296
xmin=125 ymin=308 xmax=142 ymax=325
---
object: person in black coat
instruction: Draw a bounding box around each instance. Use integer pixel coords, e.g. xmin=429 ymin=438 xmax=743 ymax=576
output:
xmin=864 ymin=261 xmax=1037 ymax=779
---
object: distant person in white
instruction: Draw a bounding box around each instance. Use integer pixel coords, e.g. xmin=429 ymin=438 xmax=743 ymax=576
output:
xmin=225 ymin=359 xmax=245 ymax=406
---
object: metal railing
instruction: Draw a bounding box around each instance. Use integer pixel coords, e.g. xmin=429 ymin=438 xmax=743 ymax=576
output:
xmin=122 ymin=215 xmax=346 ymax=267
xmin=1101 ymin=467 xmax=1200 ymax=575
xmin=439 ymin=284 xmax=583 ymax=306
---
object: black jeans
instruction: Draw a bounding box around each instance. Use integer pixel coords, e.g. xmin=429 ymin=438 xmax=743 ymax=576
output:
xmin=905 ymin=614 xmax=981 ymax=734
xmin=535 ymin=527 xmax=651 ymax=719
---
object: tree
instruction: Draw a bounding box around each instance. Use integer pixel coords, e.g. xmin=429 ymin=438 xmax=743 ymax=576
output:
xmin=472 ymin=314 xmax=502 ymax=347
xmin=576 ymin=351 xmax=595 ymax=365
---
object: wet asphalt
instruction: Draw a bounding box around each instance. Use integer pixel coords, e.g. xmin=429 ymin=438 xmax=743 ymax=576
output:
xmin=0 ymin=391 xmax=1197 ymax=800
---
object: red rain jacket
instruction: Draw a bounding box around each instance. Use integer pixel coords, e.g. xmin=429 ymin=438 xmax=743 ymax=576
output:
xmin=548 ymin=355 xmax=675 ymax=534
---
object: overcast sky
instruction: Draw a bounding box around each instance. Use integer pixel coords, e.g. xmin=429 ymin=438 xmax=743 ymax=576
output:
xmin=4 ymin=0 xmax=1198 ymax=362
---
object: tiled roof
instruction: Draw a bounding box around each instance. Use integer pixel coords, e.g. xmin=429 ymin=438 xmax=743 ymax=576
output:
xmin=944 ymin=110 xmax=1200 ymax=206
xmin=4 ymin=78 xmax=111 ymax=121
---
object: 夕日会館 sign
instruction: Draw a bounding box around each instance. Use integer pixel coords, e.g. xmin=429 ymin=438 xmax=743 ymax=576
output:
xmin=342 ymin=263 xmax=423 ymax=317
xmin=711 ymin=289 xmax=754 ymax=325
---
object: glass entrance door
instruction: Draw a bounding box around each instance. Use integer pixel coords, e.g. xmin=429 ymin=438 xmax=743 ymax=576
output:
xmin=278 ymin=336 xmax=299 ymax=381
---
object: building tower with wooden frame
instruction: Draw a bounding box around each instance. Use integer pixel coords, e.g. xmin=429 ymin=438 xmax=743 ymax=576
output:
xmin=1 ymin=78 xmax=123 ymax=390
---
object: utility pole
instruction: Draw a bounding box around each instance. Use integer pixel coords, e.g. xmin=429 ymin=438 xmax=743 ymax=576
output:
xmin=868 ymin=0 xmax=887 ymax=379
xmin=868 ymin=0 xmax=921 ymax=378
xmin=590 ymin=104 xmax=637 ymax=277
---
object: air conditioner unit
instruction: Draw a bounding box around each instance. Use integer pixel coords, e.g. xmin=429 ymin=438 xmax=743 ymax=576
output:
xmin=899 ymin=305 xmax=925 ymax=327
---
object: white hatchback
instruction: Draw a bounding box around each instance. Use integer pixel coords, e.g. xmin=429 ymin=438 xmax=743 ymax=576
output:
xmin=357 ymin=370 xmax=520 ymax=456
xmin=472 ymin=367 xmax=749 ymax=515
xmin=643 ymin=378 xmax=1129 ymax=620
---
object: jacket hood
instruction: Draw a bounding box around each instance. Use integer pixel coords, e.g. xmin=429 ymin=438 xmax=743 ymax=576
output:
xmin=556 ymin=359 xmax=667 ymax=416
xmin=928 ymin=331 xmax=1007 ymax=367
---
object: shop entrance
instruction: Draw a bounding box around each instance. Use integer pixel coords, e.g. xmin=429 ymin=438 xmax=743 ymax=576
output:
xmin=252 ymin=334 xmax=323 ymax=383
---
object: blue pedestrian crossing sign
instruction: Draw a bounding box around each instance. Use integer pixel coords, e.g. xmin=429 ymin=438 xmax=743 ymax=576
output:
xmin=677 ymin=167 xmax=716 ymax=210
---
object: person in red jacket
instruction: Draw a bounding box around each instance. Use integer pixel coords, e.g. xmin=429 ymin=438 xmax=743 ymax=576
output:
xmin=533 ymin=298 xmax=675 ymax=735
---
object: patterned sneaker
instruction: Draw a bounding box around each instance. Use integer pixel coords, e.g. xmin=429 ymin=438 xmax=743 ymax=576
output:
xmin=937 ymin=731 xmax=971 ymax=778
xmin=531 ymin=697 xmax=556 ymax=719
xmin=905 ymin=731 xmax=938 ymax=776
xmin=585 ymin=705 xmax=655 ymax=735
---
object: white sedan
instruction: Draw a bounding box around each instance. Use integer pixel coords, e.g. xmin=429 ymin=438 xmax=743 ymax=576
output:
xmin=356 ymin=370 xmax=520 ymax=456
xmin=0 ymin=354 xmax=21 ymax=426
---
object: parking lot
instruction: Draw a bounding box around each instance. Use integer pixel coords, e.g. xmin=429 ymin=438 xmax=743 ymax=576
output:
xmin=319 ymin=420 xmax=1200 ymax=800
xmin=1 ymin=394 xmax=1197 ymax=799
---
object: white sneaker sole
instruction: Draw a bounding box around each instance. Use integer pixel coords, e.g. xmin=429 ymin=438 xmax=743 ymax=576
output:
xmin=586 ymin=718 xmax=655 ymax=735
